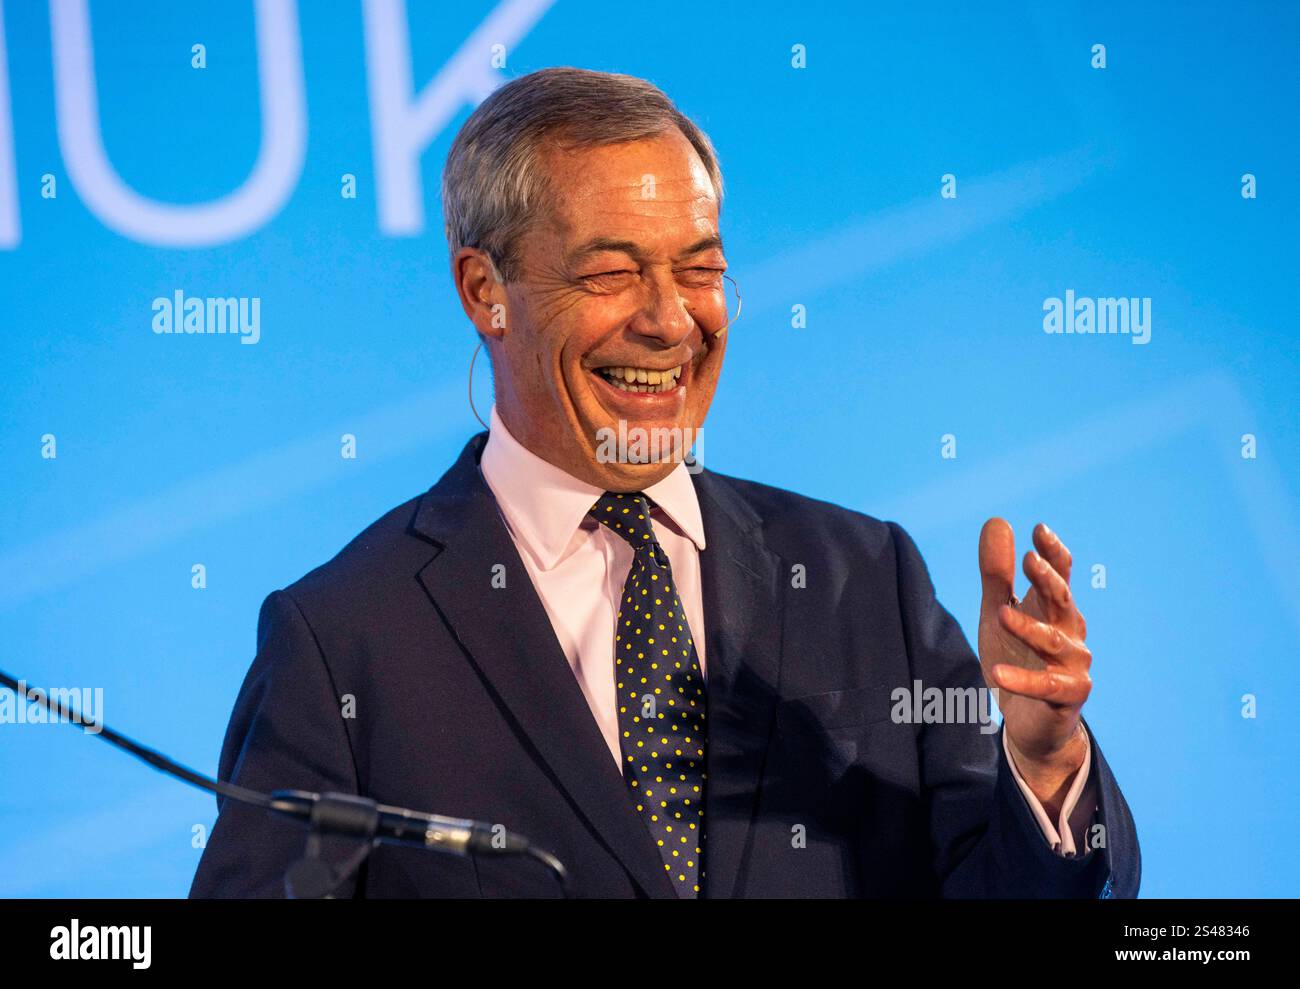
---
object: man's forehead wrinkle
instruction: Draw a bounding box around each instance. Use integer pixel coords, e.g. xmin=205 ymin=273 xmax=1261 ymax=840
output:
xmin=540 ymin=152 xmax=715 ymax=217
xmin=566 ymin=178 xmax=715 ymax=208
xmin=557 ymin=195 xmax=720 ymax=235
xmin=573 ymin=205 xmax=716 ymax=231
xmin=526 ymin=145 xmax=721 ymax=270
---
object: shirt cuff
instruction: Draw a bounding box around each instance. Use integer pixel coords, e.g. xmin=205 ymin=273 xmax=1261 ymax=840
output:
xmin=1002 ymin=726 xmax=1095 ymax=857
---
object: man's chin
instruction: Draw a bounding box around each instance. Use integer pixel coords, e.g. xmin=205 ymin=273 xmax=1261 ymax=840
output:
xmin=580 ymin=415 xmax=703 ymax=490
xmin=587 ymin=457 xmax=682 ymax=494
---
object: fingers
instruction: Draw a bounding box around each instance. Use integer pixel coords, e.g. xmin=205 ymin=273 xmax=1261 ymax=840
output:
xmin=999 ymin=604 xmax=1091 ymax=670
xmin=1032 ymin=523 xmax=1072 ymax=584
xmin=978 ymin=517 xmax=1016 ymax=616
xmin=1022 ymin=549 xmax=1074 ymax=624
xmin=989 ymin=660 xmax=1091 ymax=708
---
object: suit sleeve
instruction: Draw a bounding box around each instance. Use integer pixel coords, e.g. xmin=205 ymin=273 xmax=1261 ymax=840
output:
xmin=189 ymin=589 xmax=363 ymax=898
xmin=886 ymin=522 xmax=1141 ymax=898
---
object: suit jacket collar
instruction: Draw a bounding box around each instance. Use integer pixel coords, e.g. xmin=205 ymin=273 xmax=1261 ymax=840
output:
xmin=411 ymin=432 xmax=785 ymax=898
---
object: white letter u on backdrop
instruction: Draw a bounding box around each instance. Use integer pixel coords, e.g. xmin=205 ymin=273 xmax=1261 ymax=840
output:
xmin=49 ymin=0 xmax=306 ymax=247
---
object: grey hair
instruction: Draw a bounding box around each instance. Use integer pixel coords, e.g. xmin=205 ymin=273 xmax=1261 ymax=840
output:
xmin=441 ymin=66 xmax=723 ymax=283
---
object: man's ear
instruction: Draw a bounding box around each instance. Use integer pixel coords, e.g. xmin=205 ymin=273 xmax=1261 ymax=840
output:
xmin=452 ymin=248 xmax=509 ymax=340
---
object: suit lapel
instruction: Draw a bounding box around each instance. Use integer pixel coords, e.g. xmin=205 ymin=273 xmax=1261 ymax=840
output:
xmin=411 ymin=434 xmax=677 ymax=899
xmin=693 ymin=469 xmax=787 ymax=899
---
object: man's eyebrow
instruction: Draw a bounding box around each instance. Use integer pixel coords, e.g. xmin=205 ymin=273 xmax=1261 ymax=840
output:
xmin=565 ymin=234 xmax=726 ymax=265
xmin=566 ymin=238 xmax=643 ymax=264
xmin=676 ymin=234 xmax=725 ymax=259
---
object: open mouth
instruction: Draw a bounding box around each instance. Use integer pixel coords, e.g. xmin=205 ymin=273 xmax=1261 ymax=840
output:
xmin=593 ymin=364 xmax=684 ymax=394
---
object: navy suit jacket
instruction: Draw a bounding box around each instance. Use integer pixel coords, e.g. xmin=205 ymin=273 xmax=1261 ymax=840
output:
xmin=190 ymin=432 xmax=1140 ymax=898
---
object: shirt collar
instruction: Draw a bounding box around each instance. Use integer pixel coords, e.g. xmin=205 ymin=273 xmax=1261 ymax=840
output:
xmin=479 ymin=405 xmax=706 ymax=571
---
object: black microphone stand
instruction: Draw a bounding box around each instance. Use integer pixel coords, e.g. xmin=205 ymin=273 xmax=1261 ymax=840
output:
xmin=281 ymin=792 xmax=380 ymax=899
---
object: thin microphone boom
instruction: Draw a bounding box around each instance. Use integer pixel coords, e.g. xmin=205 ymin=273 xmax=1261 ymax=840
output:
xmin=0 ymin=667 xmax=569 ymax=894
xmin=0 ymin=668 xmax=273 ymax=811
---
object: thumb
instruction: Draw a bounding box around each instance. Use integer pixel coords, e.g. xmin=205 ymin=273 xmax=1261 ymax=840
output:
xmin=978 ymin=517 xmax=1016 ymax=620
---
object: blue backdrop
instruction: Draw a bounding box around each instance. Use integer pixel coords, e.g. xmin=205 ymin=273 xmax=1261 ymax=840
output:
xmin=1 ymin=0 xmax=1297 ymax=897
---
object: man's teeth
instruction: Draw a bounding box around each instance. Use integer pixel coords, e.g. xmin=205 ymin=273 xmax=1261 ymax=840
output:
xmin=597 ymin=365 xmax=684 ymax=393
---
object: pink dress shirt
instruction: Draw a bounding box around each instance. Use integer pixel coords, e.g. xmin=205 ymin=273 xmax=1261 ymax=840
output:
xmin=479 ymin=405 xmax=1097 ymax=857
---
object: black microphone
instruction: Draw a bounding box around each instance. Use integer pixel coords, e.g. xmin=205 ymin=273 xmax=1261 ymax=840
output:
xmin=266 ymin=788 xmax=533 ymax=855
xmin=0 ymin=667 xmax=569 ymax=894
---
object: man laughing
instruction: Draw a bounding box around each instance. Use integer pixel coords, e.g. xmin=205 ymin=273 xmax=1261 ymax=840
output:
xmin=192 ymin=67 xmax=1138 ymax=899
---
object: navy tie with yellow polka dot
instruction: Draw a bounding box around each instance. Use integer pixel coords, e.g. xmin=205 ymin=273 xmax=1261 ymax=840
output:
xmin=590 ymin=491 xmax=707 ymax=898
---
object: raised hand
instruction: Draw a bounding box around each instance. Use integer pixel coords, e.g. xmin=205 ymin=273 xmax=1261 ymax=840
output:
xmin=977 ymin=518 xmax=1091 ymax=812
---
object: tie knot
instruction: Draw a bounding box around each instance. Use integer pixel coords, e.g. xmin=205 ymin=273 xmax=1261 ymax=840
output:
xmin=589 ymin=491 xmax=658 ymax=550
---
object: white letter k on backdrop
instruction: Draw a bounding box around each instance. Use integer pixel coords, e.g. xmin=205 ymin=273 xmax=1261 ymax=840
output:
xmin=363 ymin=0 xmax=555 ymax=236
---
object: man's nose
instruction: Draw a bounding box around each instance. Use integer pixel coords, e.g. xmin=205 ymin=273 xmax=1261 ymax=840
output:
xmin=627 ymin=268 xmax=693 ymax=345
